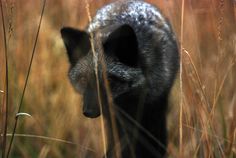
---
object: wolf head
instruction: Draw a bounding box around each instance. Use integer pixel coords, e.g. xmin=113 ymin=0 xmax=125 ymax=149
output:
xmin=61 ymin=1 xmax=179 ymax=119
xmin=61 ymin=24 xmax=145 ymax=118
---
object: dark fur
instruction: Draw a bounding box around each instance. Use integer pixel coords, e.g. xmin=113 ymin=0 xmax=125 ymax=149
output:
xmin=61 ymin=1 xmax=179 ymax=157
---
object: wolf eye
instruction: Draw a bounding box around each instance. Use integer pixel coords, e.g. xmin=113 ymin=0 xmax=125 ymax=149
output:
xmin=74 ymin=77 xmax=87 ymax=93
xmin=79 ymin=77 xmax=87 ymax=85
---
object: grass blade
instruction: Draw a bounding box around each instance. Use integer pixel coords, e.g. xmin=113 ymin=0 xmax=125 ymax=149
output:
xmin=84 ymin=1 xmax=108 ymax=157
xmin=6 ymin=0 xmax=47 ymax=157
xmin=179 ymin=0 xmax=185 ymax=157
xmin=0 ymin=0 xmax=9 ymax=157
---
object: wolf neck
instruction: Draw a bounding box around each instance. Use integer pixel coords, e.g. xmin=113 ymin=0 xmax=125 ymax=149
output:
xmin=109 ymin=93 xmax=168 ymax=158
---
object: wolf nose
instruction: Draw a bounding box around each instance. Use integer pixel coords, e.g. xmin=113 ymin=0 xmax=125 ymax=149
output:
xmin=83 ymin=109 xmax=100 ymax=118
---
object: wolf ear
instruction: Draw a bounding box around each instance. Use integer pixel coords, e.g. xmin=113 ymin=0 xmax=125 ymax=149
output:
xmin=103 ymin=25 xmax=139 ymax=67
xmin=61 ymin=27 xmax=90 ymax=66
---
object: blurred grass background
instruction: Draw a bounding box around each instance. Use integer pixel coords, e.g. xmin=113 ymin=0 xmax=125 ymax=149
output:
xmin=0 ymin=0 xmax=236 ymax=157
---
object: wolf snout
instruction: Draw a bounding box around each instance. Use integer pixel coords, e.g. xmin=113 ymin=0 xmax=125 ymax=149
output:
xmin=83 ymin=108 xmax=100 ymax=118
xmin=83 ymin=86 xmax=101 ymax=118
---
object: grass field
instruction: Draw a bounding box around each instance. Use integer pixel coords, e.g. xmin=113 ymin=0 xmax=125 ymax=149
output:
xmin=0 ymin=0 xmax=236 ymax=157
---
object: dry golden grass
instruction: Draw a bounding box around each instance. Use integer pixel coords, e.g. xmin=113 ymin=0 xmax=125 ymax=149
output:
xmin=0 ymin=0 xmax=236 ymax=157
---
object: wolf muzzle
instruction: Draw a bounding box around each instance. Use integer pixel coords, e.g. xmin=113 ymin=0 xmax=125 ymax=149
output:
xmin=83 ymin=84 xmax=101 ymax=118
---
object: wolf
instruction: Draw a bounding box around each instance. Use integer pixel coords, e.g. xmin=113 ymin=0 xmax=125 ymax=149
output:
xmin=61 ymin=0 xmax=179 ymax=157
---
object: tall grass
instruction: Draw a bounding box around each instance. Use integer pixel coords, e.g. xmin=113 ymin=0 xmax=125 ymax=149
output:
xmin=0 ymin=0 xmax=235 ymax=157
xmin=5 ymin=0 xmax=46 ymax=157
xmin=0 ymin=0 xmax=9 ymax=157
